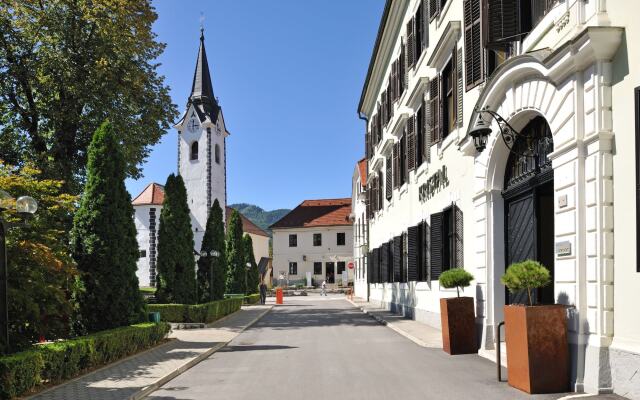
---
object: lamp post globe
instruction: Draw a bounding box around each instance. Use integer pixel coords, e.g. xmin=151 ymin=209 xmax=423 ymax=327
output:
xmin=15 ymin=196 xmax=38 ymax=215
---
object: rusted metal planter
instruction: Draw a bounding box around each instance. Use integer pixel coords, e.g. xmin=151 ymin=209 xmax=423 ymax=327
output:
xmin=440 ymin=297 xmax=477 ymax=355
xmin=504 ymin=304 xmax=569 ymax=394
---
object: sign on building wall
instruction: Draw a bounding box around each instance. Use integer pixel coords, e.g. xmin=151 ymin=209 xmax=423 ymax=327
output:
xmin=418 ymin=166 xmax=450 ymax=202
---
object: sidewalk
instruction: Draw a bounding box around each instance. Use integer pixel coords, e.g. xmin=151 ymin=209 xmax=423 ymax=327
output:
xmin=28 ymin=305 xmax=272 ymax=400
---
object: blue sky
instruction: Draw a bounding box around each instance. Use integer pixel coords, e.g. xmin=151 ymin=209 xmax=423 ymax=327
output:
xmin=125 ymin=0 xmax=384 ymax=210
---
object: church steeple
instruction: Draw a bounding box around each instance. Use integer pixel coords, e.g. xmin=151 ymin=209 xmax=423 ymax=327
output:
xmin=188 ymin=28 xmax=219 ymax=122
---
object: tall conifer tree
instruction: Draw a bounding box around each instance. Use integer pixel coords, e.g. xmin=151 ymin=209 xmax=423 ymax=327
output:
xmin=225 ymin=210 xmax=246 ymax=294
xmin=243 ymin=234 xmax=259 ymax=294
xmin=72 ymin=121 xmax=144 ymax=332
xmin=197 ymin=199 xmax=227 ymax=302
xmin=156 ymin=174 xmax=196 ymax=304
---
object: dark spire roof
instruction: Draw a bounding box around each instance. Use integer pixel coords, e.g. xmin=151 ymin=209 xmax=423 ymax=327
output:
xmin=187 ymin=28 xmax=220 ymax=123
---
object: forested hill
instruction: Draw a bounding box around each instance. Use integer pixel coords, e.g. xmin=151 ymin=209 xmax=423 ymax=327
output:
xmin=229 ymin=203 xmax=291 ymax=235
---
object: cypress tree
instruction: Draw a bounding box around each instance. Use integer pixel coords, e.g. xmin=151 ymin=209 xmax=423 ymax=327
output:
xmin=243 ymin=234 xmax=259 ymax=294
xmin=71 ymin=121 xmax=144 ymax=332
xmin=225 ymin=210 xmax=246 ymax=294
xmin=156 ymin=174 xmax=196 ymax=304
xmin=197 ymin=199 xmax=227 ymax=302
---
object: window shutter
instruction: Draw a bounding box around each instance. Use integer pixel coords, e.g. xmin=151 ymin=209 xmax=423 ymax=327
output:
xmin=390 ymin=63 xmax=396 ymax=102
xmin=393 ymin=142 xmax=399 ymax=188
xmin=400 ymin=40 xmax=407 ymax=93
xmin=407 ymin=115 xmax=416 ymax=171
xmin=381 ymin=93 xmax=387 ymax=127
xmin=464 ymin=0 xmax=484 ymax=90
xmin=430 ymin=212 xmax=443 ymax=281
xmin=429 ymin=0 xmax=439 ymax=21
xmin=401 ymin=134 xmax=407 ymax=184
xmin=387 ymin=86 xmax=393 ymax=122
xmin=452 ymin=47 xmax=458 ymax=126
xmin=365 ymin=127 xmax=370 ymax=161
xmin=430 ymin=77 xmax=441 ymax=143
xmin=407 ymin=225 xmax=419 ymax=281
xmin=416 ymin=106 xmax=424 ymax=165
xmin=378 ymin=170 xmax=384 ymax=211
xmin=367 ymin=251 xmax=373 ymax=283
xmin=486 ymin=0 xmax=520 ymax=48
xmin=393 ymin=236 xmax=402 ymax=282
xmin=372 ymin=247 xmax=379 ymax=283
xmin=415 ymin=3 xmax=423 ymax=62
xmin=420 ymin=220 xmax=430 ymax=281
xmin=407 ymin=18 xmax=415 ymax=68
xmin=381 ymin=242 xmax=389 ymax=283
xmin=422 ymin=0 xmax=429 ymax=48
xmin=386 ymin=156 xmax=392 ymax=200
xmin=453 ymin=205 xmax=464 ymax=268
xmin=457 ymin=47 xmax=464 ymax=127
xmin=424 ymin=90 xmax=431 ymax=163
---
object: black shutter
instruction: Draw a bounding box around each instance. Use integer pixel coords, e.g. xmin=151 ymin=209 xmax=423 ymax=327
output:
xmin=393 ymin=236 xmax=402 ymax=282
xmin=453 ymin=205 xmax=464 ymax=268
xmin=393 ymin=142 xmax=400 ymax=188
xmin=429 ymin=0 xmax=439 ymax=21
xmin=430 ymin=212 xmax=443 ymax=281
xmin=367 ymin=251 xmax=373 ymax=283
xmin=386 ymin=156 xmax=392 ymax=200
xmin=401 ymin=134 xmax=407 ymax=184
xmin=373 ymin=247 xmax=380 ymax=283
xmin=422 ymin=0 xmax=429 ymax=48
xmin=457 ymin=47 xmax=464 ymax=127
xmin=452 ymin=47 xmax=458 ymax=126
xmin=464 ymin=0 xmax=485 ymax=90
xmin=400 ymin=40 xmax=407 ymax=93
xmin=378 ymin=170 xmax=384 ymax=211
xmin=430 ymin=77 xmax=441 ymax=143
xmin=390 ymin=62 xmax=396 ymax=102
xmin=407 ymin=115 xmax=416 ymax=170
xmin=365 ymin=127 xmax=370 ymax=161
xmin=420 ymin=221 xmax=430 ymax=281
xmin=407 ymin=225 xmax=419 ymax=281
xmin=407 ymin=17 xmax=415 ymax=68
xmin=425 ymin=90 xmax=431 ymax=163
xmin=486 ymin=0 xmax=520 ymax=48
xmin=415 ymin=3 xmax=423 ymax=61
xmin=381 ymin=242 xmax=389 ymax=283
xmin=416 ymin=106 xmax=424 ymax=165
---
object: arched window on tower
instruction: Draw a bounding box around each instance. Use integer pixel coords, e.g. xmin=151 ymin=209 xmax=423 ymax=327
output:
xmin=215 ymin=144 xmax=220 ymax=164
xmin=190 ymin=141 xmax=199 ymax=161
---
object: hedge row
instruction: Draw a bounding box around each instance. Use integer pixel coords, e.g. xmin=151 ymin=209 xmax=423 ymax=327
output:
xmin=244 ymin=294 xmax=260 ymax=305
xmin=0 ymin=322 xmax=170 ymax=399
xmin=147 ymin=297 xmax=242 ymax=323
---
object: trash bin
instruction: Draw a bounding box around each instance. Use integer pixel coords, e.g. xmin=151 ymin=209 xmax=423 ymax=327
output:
xmin=148 ymin=312 xmax=161 ymax=323
xmin=275 ymin=287 xmax=283 ymax=305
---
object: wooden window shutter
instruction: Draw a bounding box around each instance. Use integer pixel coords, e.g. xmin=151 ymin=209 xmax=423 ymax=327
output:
xmin=381 ymin=93 xmax=387 ymax=127
xmin=407 ymin=17 xmax=415 ymax=68
xmin=393 ymin=236 xmax=402 ymax=282
xmin=420 ymin=220 xmax=430 ymax=281
xmin=453 ymin=205 xmax=464 ymax=268
xmin=424 ymin=90 xmax=432 ymax=163
xmin=401 ymin=133 xmax=407 ymax=184
xmin=430 ymin=77 xmax=441 ymax=143
xmin=452 ymin=47 xmax=458 ymax=126
xmin=430 ymin=212 xmax=443 ymax=281
xmin=486 ymin=0 xmax=520 ymax=48
xmin=416 ymin=106 xmax=424 ymax=165
xmin=381 ymin=242 xmax=389 ymax=283
xmin=401 ymin=40 xmax=407 ymax=92
xmin=422 ymin=0 xmax=429 ymax=48
xmin=429 ymin=0 xmax=439 ymax=21
xmin=387 ymin=86 xmax=393 ymax=122
xmin=457 ymin=47 xmax=464 ymax=127
xmin=464 ymin=0 xmax=484 ymax=90
xmin=365 ymin=127 xmax=370 ymax=161
xmin=371 ymin=247 xmax=378 ymax=283
xmin=378 ymin=170 xmax=383 ymax=211
xmin=407 ymin=225 xmax=419 ymax=281
xmin=407 ymin=115 xmax=416 ymax=171
xmin=385 ymin=156 xmax=392 ymax=200
xmin=415 ymin=3 xmax=423 ymax=62
xmin=367 ymin=250 xmax=373 ymax=283
xmin=393 ymin=142 xmax=400 ymax=188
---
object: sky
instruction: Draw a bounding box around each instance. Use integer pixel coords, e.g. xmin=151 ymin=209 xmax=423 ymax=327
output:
xmin=125 ymin=0 xmax=385 ymax=211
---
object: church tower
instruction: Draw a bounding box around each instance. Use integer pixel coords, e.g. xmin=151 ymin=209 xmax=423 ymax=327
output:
xmin=174 ymin=28 xmax=228 ymax=251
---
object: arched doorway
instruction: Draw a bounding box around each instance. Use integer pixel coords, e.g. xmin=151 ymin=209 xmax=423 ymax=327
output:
xmin=503 ymin=116 xmax=555 ymax=305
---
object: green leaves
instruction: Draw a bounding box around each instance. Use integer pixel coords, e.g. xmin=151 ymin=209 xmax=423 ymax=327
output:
xmin=438 ymin=268 xmax=474 ymax=297
xmin=197 ymin=199 xmax=226 ymax=302
xmin=243 ymin=234 xmax=259 ymax=295
xmin=501 ymin=260 xmax=551 ymax=306
xmin=225 ymin=210 xmax=246 ymax=295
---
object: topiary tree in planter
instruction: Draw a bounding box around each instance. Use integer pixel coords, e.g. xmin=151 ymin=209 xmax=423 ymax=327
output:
xmin=500 ymin=260 xmax=567 ymax=394
xmin=438 ymin=267 xmax=476 ymax=355
xmin=439 ymin=268 xmax=474 ymax=298
xmin=501 ymin=259 xmax=551 ymax=306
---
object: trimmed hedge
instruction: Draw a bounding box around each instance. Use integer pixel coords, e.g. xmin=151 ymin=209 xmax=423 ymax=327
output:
xmin=147 ymin=297 xmax=242 ymax=323
xmin=0 ymin=322 xmax=169 ymax=399
xmin=244 ymin=294 xmax=260 ymax=305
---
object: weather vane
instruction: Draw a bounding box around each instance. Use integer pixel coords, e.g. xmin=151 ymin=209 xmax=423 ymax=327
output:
xmin=199 ymin=12 xmax=205 ymax=35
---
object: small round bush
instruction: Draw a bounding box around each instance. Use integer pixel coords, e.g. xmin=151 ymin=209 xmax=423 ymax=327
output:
xmin=439 ymin=268 xmax=474 ymax=297
xmin=501 ymin=260 xmax=551 ymax=306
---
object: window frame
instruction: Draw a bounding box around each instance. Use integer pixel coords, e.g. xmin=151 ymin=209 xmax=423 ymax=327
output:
xmin=215 ymin=143 xmax=221 ymax=164
xmin=190 ymin=141 xmax=199 ymax=161
xmin=313 ymin=233 xmax=322 ymax=247
xmin=288 ymin=262 xmax=298 ymax=275
xmin=313 ymin=262 xmax=323 ymax=275
xmin=289 ymin=234 xmax=297 ymax=247
xmin=337 ymin=232 xmax=346 ymax=246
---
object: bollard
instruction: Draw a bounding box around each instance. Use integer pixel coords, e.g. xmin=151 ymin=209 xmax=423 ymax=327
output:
xmin=276 ymin=287 xmax=283 ymax=304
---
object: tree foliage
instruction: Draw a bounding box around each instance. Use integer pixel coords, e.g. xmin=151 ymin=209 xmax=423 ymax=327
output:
xmin=71 ymin=121 xmax=144 ymax=332
xmin=438 ymin=268 xmax=474 ymax=297
xmin=197 ymin=199 xmax=226 ymax=303
xmin=243 ymin=234 xmax=259 ymax=295
xmin=156 ymin=174 xmax=196 ymax=304
xmin=0 ymin=0 xmax=178 ymax=193
xmin=225 ymin=210 xmax=246 ymax=294
xmin=501 ymin=260 xmax=551 ymax=306
xmin=0 ymin=162 xmax=78 ymax=351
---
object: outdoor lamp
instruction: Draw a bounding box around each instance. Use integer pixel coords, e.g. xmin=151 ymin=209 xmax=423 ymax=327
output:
xmin=246 ymin=262 xmax=252 ymax=270
xmin=469 ymin=115 xmax=492 ymax=153
xmin=16 ymin=196 xmax=38 ymax=217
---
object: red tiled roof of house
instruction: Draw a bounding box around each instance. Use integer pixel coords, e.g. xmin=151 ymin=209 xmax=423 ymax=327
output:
xmin=131 ymin=183 xmax=165 ymax=206
xmin=270 ymin=198 xmax=352 ymax=229
xmin=226 ymin=207 xmax=270 ymax=237
xmin=357 ymin=158 xmax=367 ymax=187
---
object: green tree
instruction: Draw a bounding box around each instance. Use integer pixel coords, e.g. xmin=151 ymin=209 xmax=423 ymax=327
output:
xmin=243 ymin=234 xmax=259 ymax=295
xmin=0 ymin=0 xmax=178 ymax=193
xmin=71 ymin=122 xmax=144 ymax=333
xmin=0 ymin=162 xmax=78 ymax=351
xmin=225 ymin=210 xmax=246 ymax=294
xmin=197 ymin=199 xmax=226 ymax=303
xmin=156 ymin=174 xmax=196 ymax=304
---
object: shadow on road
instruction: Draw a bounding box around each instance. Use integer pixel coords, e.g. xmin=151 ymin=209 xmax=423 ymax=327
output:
xmin=218 ymin=344 xmax=298 ymax=352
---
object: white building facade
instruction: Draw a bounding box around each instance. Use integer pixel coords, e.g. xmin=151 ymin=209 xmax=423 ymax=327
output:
xmin=358 ymin=0 xmax=639 ymax=397
xmin=352 ymin=159 xmax=369 ymax=298
xmin=271 ymin=199 xmax=353 ymax=286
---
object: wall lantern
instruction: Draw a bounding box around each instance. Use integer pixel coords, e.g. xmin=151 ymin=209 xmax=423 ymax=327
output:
xmin=469 ymin=115 xmax=491 ymax=152
xmin=470 ymin=107 xmax=528 ymax=155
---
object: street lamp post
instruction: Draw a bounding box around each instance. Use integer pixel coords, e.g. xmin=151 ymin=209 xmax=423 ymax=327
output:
xmin=0 ymin=190 xmax=38 ymax=353
xmin=195 ymin=249 xmax=220 ymax=302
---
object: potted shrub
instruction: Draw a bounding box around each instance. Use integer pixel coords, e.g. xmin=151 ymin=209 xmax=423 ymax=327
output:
xmin=438 ymin=268 xmax=476 ymax=355
xmin=501 ymin=260 xmax=568 ymax=394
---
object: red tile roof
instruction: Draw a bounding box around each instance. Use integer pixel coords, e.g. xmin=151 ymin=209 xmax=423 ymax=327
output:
xmin=132 ymin=183 xmax=165 ymax=205
xmin=270 ymin=198 xmax=352 ymax=229
xmin=226 ymin=207 xmax=269 ymax=237
xmin=357 ymin=158 xmax=367 ymax=187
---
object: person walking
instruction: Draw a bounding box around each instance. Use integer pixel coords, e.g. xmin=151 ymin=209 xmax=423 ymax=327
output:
xmin=321 ymin=280 xmax=327 ymax=296
xmin=259 ymin=276 xmax=267 ymax=305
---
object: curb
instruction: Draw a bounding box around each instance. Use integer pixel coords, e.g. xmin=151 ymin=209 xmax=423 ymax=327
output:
xmin=345 ymin=298 xmax=432 ymax=348
xmin=133 ymin=306 xmax=272 ymax=400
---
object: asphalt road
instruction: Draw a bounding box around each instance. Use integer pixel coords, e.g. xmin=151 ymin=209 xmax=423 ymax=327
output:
xmin=146 ymin=295 xmax=580 ymax=400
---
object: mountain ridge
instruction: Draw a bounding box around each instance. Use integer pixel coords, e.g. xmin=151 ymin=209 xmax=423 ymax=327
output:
xmin=229 ymin=203 xmax=290 ymax=236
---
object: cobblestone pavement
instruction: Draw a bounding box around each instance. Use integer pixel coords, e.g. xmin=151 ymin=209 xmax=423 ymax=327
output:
xmin=28 ymin=305 xmax=272 ymax=400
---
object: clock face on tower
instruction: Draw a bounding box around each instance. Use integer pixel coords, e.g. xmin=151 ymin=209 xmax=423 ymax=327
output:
xmin=187 ymin=118 xmax=198 ymax=133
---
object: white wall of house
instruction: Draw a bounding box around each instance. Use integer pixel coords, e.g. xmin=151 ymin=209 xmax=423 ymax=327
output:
xmin=247 ymin=232 xmax=270 ymax=264
xmin=352 ymin=165 xmax=368 ymax=299
xmin=273 ymin=225 xmax=353 ymax=286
